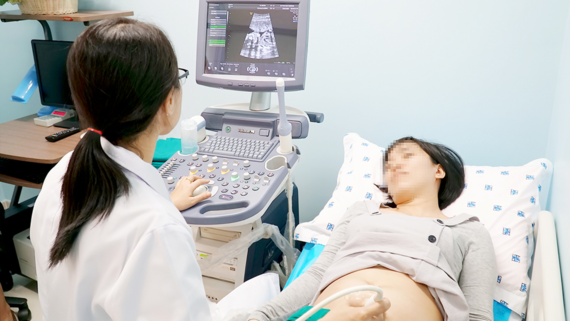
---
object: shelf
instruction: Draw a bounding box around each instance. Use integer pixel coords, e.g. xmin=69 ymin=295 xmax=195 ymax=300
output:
xmin=0 ymin=173 xmax=42 ymax=189
xmin=0 ymin=10 xmax=133 ymax=23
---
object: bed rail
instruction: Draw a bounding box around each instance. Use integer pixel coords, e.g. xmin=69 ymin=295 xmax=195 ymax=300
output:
xmin=527 ymin=211 xmax=565 ymax=321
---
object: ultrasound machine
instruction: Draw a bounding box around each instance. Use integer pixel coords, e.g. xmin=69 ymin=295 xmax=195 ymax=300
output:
xmin=157 ymin=0 xmax=321 ymax=301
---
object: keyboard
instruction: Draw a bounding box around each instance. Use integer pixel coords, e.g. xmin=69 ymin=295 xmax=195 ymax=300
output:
xmin=199 ymin=136 xmax=275 ymax=160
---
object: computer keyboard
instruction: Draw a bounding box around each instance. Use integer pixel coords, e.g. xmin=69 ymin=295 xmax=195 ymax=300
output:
xmin=199 ymin=136 xmax=274 ymax=160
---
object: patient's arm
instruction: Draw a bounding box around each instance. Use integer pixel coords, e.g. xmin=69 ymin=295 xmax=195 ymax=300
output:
xmin=457 ymin=223 xmax=497 ymax=321
xmin=247 ymin=202 xmax=368 ymax=321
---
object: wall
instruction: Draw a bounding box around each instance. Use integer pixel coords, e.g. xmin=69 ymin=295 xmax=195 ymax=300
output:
xmin=545 ymin=2 xmax=570 ymax=317
xmin=1 ymin=1 xmax=569 ymax=224
xmin=0 ymin=3 xmax=54 ymax=204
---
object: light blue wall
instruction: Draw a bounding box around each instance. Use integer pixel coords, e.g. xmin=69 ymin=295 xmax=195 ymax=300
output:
xmin=0 ymin=3 xmax=52 ymax=204
xmin=1 ymin=0 xmax=569 ymax=225
xmin=545 ymin=3 xmax=570 ymax=318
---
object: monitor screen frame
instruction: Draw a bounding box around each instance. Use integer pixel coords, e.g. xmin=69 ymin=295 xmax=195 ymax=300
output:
xmin=31 ymin=39 xmax=75 ymax=109
xmin=195 ymin=0 xmax=310 ymax=92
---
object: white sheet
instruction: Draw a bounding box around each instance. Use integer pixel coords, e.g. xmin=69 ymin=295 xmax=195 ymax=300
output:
xmin=209 ymin=273 xmax=281 ymax=321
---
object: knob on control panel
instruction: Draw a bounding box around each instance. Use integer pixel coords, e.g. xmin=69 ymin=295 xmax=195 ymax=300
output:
xmin=202 ymin=155 xmax=209 ymax=162
xmin=243 ymin=172 xmax=251 ymax=181
xmin=192 ymin=154 xmax=199 ymax=160
xmin=243 ymin=160 xmax=250 ymax=167
xmin=221 ymin=165 xmax=229 ymax=174
xmin=212 ymin=156 xmax=219 ymax=163
xmin=193 ymin=185 xmax=208 ymax=197
xmin=231 ymin=172 xmax=239 ymax=181
xmin=167 ymin=177 xmax=175 ymax=184
xmin=207 ymin=164 xmax=215 ymax=171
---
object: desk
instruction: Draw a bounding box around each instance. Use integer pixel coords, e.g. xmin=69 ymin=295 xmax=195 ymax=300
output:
xmin=0 ymin=114 xmax=83 ymax=166
xmin=0 ymin=114 xmax=83 ymax=276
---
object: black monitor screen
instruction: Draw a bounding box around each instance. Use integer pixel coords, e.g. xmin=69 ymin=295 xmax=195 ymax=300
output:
xmin=31 ymin=40 xmax=74 ymax=108
xmin=205 ymin=3 xmax=299 ymax=78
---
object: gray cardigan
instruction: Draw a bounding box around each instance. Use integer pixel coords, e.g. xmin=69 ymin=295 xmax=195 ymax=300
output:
xmin=248 ymin=201 xmax=497 ymax=321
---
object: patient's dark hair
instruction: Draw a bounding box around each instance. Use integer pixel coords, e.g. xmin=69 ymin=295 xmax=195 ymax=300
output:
xmin=49 ymin=18 xmax=180 ymax=268
xmin=379 ymin=137 xmax=465 ymax=210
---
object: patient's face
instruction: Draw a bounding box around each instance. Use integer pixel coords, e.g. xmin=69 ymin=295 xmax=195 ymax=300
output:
xmin=384 ymin=142 xmax=442 ymax=204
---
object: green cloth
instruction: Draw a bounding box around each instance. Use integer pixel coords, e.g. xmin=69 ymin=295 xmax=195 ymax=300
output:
xmin=286 ymin=306 xmax=330 ymax=321
xmin=152 ymin=138 xmax=181 ymax=169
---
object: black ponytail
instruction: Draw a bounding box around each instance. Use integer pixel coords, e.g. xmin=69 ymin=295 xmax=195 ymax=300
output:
xmin=49 ymin=132 xmax=129 ymax=267
xmin=49 ymin=18 xmax=180 ymax=268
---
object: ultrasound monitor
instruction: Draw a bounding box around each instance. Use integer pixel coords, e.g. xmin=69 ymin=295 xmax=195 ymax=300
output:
xmin=31 ymin=40 xmax=74 ymax=108
xmin=196 ymin=0 xmax=309 ymax=92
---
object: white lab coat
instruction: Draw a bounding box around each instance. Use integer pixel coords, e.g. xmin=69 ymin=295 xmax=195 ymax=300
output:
xmin=30 ymin=137 xmax=212 ymax=321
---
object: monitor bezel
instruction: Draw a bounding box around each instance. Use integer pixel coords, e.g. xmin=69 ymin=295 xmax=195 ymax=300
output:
xmin=31 ymin=39 xmax=75 ymax=109
xmin=196 ymin=0 xmax=310 ymax=92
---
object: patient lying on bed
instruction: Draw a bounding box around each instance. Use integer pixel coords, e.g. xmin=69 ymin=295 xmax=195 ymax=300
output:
xmin=248 ymin=137 xmax=497 ymax=321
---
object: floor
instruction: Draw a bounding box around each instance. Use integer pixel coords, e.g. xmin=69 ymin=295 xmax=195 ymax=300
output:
xmin=4 ymin=275 xmax=42 ymax=320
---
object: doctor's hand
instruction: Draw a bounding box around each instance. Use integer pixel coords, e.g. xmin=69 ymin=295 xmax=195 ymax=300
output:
xmin=170 ymin=175 xmax=212 ymax=211
xmin=320 ymin=297 xmax=391 ymax=321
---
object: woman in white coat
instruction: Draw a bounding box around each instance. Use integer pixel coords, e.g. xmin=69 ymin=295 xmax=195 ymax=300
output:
xmin=30 ymin=18 xmax=213 ymax=320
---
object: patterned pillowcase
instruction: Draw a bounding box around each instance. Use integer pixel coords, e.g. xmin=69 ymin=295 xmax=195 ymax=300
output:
xmin=294 ymin=133 xmax=387 ymax=245
xmin=442 ymin=159 xmax=553 ymax=318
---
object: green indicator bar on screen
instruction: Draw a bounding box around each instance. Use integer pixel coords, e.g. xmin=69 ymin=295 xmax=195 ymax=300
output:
xmin=209 ymin=39 xmax=226 ymax=45
xmin=210 ymin=25 xmax=227 ymax=29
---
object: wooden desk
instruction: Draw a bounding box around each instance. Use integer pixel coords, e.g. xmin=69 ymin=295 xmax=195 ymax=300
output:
xmin=0 ymin=114 xmax=84 ymax=188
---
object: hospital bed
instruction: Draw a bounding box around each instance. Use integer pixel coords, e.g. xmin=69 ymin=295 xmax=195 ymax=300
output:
xmin=281 ymin=134 xmax=566 ymax=321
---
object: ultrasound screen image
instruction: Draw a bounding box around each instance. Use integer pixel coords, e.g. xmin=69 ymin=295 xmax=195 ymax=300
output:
xmin=240 ymin=13 xmax=279 ymax=59
xmin=205 ymin=3 xmax=299 ymax=77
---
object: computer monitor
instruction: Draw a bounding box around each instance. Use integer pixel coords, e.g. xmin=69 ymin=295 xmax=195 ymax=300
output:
xmin=31 ymin=40 xmax=74 ymax=108
xmin=31 ymin=40 xmax=79 ymax=128
xmin=196 ymin=0 xmax=309 ymax=92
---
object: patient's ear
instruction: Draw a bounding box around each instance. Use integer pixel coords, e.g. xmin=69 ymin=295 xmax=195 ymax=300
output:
xmin=435 ymin=165 xmax=446 ymax=179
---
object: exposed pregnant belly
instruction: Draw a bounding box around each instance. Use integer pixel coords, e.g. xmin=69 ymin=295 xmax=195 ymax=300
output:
xmin=314 ymin=266 xmax=443 ymax=321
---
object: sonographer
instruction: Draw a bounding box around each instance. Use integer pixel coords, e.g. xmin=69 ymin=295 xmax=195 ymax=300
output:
xmin=29 ymin=18 xmax=213 ymax=320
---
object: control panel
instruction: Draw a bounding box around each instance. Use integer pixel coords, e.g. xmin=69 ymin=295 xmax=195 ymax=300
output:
xmin=159 ymin=133 xmax=298 ymax=225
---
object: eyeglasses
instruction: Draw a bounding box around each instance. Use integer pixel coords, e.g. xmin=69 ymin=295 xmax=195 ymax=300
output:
xmin=178 ymin=68 xmax=189 ymax=86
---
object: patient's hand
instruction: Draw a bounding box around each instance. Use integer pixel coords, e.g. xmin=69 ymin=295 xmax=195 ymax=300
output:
xmin=321 ymin=297 xmax=391 ymax=321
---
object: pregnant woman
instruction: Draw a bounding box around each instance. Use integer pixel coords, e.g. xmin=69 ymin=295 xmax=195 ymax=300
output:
xmin=248 ymin=137 xmax=497 ymax=321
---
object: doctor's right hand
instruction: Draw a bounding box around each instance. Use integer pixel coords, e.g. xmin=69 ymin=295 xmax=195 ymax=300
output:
xmin=321 ymin=297 xmax=391 ymax=321
xmin=170 ymin=175 xmax=212 ymax=211
xmin=247 ymin=298 xmax=391 ymax=321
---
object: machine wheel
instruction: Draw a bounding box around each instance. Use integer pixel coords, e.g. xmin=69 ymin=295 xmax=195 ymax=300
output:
xmin=17 ymin=307 xmax=32 ymax=321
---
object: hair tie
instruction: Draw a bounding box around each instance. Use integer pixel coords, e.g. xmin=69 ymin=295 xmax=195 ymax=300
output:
xmin=87 ymin=128 xmax=103 ymax=135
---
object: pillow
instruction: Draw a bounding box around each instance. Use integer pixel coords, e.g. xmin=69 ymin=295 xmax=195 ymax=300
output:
xmin=294 ymin=133 xmax=387 ymax=245
xmin=442 ymin=159 xmax=552 ymax=318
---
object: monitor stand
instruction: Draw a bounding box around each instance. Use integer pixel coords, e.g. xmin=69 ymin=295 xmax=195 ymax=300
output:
xmin=249 ymin=92 xmax=271 ymax=111
xmin=54 ymin=116 xmax=81 ymax=129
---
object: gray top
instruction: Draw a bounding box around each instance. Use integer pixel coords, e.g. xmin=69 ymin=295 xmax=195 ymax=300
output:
xmin=249 ymin=200 xmax=497 ymax=321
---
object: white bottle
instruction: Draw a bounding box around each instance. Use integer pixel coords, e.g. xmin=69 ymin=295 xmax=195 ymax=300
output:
xmin=181 ymin=118 xmax=199 ymax=155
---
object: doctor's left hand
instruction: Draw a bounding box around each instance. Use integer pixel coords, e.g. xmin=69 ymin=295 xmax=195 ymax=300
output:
xmin=170 ymin=175 xmax=212 ymax=211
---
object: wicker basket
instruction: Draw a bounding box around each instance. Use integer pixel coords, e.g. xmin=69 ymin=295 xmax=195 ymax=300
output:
xmin=18 ymin=0 xmax=78 ymax=15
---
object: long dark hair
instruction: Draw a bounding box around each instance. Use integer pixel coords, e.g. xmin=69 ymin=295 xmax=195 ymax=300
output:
xmin=49 ymin=18 xmax=180 ymax=268
xmin=379 ymin=137 xmax=465 ymax=210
